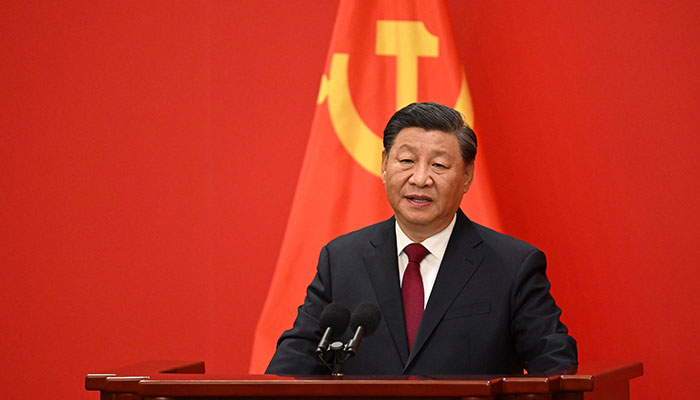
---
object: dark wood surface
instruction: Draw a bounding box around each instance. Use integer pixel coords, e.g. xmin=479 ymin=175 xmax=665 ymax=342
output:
xmin=86 ymin=361 xmax=642 ymax=400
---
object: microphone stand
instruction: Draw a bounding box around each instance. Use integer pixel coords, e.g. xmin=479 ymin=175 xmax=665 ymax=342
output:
xmin=329 ymin=341 xmax=345 ymax=377
xmin=318 ymin=341 xmax=347 ymax=377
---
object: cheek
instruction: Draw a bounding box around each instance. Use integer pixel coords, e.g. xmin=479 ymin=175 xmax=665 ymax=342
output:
xmin=440 ymin=177 xmax=466 ymax=197
xmin=386 ymin=177 xmax=402 ymax=191
xmin=385 ymin=174 xmax=406 ymax=194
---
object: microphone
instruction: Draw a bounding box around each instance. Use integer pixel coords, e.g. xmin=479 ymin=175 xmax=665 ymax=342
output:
xmin=315 ymin=302 xmax=351 ymax=356
xmin=344 ymin=302 xmax=382 ymax=357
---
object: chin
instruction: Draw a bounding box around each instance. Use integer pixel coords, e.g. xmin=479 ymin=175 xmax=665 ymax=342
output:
xmin=401 ymin=215 xmax=435 ymax=227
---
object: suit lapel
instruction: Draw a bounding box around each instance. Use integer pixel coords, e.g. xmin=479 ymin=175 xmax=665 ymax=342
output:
xmin=404 ymin=210 xmax=486 ymax=371
xmin=362 ymin=217 xmax=410 ymax=366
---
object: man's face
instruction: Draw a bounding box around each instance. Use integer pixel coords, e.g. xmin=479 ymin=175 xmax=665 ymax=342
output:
xmin=381 ymin=127 xmax=473 ymax=241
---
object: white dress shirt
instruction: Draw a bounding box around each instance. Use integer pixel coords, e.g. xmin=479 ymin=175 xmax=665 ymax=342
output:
xmin=395 ymin=214 xmax=457 ymax=309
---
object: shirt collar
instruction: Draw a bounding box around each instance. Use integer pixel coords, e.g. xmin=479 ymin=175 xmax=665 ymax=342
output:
xmin=395 ymin=214 xmax=457 ymax=261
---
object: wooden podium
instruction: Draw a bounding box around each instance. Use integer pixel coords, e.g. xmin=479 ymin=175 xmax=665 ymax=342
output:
xmin=86 ymin=360 xmax=642 ymax=400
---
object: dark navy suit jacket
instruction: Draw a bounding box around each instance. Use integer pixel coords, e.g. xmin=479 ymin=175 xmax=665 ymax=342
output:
xmin=266 ymin=210 xmax=577 ymax=375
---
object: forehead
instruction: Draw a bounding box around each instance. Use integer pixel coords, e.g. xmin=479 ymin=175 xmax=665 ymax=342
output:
xmin=391 ymin=127 xmax=461 ymax=155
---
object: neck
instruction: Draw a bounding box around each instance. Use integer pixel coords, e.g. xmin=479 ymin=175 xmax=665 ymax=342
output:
xmin=397 ymin=220 xmax=450 ymax=243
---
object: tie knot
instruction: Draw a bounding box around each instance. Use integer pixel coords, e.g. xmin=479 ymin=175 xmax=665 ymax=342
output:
xmin=404 ymin=243 xmax=429 ymax=263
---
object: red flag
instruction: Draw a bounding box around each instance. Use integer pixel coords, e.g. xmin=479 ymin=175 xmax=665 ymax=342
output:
xmin=249 ymin=0 xmax=501 ymax=373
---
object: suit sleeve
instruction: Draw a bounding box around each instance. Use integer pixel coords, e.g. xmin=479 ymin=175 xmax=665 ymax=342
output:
xmin=265 ymin=246 xmax=333 ymax=375
xmin=510 ymin=249 xmax=578 ymax=373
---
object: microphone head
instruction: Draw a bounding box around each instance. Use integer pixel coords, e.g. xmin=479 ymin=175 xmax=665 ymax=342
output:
xmin=349 ymin=302 xmax=382 ymax=336
xmin=319 ymin=302 xmax=351 ymax=336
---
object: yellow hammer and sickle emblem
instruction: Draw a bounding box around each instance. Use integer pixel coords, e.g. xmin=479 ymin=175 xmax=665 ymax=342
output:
xmin=317 ymin=20 xmax=474 ymax=177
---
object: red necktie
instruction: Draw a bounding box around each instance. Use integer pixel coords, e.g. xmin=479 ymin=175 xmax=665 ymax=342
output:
xmin=402 ymin=243 xmax=429 ymax=351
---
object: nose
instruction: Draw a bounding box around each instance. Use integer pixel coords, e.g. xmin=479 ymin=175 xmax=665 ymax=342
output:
xmin=408 ymin=163 xmax=433 ymax=187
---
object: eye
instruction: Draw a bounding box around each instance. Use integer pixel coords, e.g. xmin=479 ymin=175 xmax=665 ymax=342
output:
xmin=432 ymin=163 xmax=446 ymax=168
xmin=400 ymin=159 xmax=414 ymax=164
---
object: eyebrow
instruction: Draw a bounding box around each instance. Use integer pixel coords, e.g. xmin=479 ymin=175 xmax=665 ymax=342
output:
xmin=395 ymin=144 xmax=450 ymax=157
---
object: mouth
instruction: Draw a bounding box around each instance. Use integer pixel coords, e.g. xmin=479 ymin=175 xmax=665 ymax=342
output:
xmin=405 ymin=194 xmax=433 ymax=206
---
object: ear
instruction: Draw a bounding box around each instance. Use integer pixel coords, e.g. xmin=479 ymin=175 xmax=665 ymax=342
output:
xmin=381 ymin=151 xmax=387 ymax=183
xmin=463 ymin=162 xmax=475 ymax=193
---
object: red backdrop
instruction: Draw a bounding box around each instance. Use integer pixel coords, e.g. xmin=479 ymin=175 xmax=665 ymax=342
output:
xmin=1 ymin=2 xmax=699 ymax=400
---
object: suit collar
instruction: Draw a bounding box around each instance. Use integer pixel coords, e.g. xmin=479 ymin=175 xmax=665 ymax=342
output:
xmin=363 ymin=216 xmax=410 ymax=365
xmin=404 ymin=209 xmax=486 ymax=370
xmin=361 ymin=211 xmax=487 ymax=371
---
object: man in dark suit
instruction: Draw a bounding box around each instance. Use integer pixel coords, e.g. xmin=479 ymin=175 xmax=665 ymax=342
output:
xmin=266 ymin=102 xmax=577 ymax=375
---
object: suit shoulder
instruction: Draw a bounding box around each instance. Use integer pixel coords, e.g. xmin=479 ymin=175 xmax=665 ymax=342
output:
xmin=471 ymin=221 xmax=541 ymax=259
xmin=325 ymin=217 xmax=393 ymax=251
xmin=462 ymin=221 xmax=546 ymax=279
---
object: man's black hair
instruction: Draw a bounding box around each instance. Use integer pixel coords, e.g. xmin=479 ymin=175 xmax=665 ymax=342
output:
xmin=382 ymin=102 xmax=477 ymax=164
